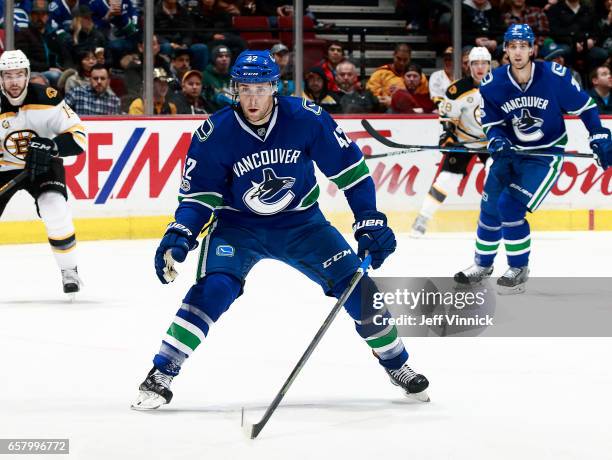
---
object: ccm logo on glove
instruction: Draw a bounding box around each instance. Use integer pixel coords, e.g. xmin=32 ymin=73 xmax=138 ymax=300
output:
xmin=29 ymin=141 xmax=52 ymax=151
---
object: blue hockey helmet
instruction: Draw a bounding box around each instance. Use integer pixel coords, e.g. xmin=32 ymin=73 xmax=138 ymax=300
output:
xmin=503 ymin=24 xmax=535 ymax=47
xmin=230 ymin=50 xmax=281 ymax=84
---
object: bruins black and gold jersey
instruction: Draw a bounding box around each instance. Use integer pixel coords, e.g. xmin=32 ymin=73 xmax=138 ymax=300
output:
xmin=0 ymin=84 xmax=87 ymax=172
xmin=438 ymin=77 xmax=485 ymax=148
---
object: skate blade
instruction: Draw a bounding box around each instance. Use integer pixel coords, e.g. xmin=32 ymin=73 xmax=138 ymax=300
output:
xmin=130 ymin=391 xmax=167 ymax=410
xmin=407 ymin=390 xmax=430 ymax=403
xmin=496 ymin=283 xmax=526 ymax=295
xmin=409 ymin=230 xmax=425 ymax=239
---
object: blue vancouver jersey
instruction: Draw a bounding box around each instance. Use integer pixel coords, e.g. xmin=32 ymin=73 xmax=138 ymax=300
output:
xmin=49 ymin=0 xmax=74 ymax=34
xmin=480 ymin=61 xmax=599 ymax=150
xmin=175 ymin=96 xmax=376 ymax=236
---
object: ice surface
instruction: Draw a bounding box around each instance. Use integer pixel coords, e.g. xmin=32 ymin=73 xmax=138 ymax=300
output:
xmin=1 ymin=232 xmax=611 ymax=459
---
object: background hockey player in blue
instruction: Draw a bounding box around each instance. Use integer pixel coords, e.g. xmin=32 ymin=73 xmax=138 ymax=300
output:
xmin=132 ymin=50 xmax=429 ymax=410
xmin=454 ymin=24 xmax=612 ymax=294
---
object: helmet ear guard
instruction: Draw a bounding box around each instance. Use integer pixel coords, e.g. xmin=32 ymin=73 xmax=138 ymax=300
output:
xmin=0 ymin=49 xmax=31 ymax=106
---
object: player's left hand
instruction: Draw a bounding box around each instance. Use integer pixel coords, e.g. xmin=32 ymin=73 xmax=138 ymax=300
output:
xmin=353 ymin=211 xmax=396 ymax=269
xmin=26 ymin=137 xmax=57 ymax=181
xmin=589 ymin=127 xmax=612 ymax=169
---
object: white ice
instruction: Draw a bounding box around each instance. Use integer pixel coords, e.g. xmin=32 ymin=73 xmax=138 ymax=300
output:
xmin=1 ymin=232 xmax=611 ymax=460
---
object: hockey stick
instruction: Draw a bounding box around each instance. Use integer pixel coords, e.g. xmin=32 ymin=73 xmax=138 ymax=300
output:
xmin=241 ymin=254 xmax=372 ymax=439
xmin=0 ymin=170 xmax=28 ymax=198
xmin=361 ymin=119 xmax=597 ymax=160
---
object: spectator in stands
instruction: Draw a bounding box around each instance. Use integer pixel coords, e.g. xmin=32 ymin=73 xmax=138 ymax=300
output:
xmin=366 ymin=43 xmax=428 ymax=108
xmin=169 ymin=48 xmax=192 ymax=94
xmin=121 ymin=34 xmax=171 ymax=102
xmin=540 ymin=40 xmax=583 ymax=86
xmin=89 ymin=0 xmax=139 ymax=67
xmin=129 ymin=67 xmax=177 ymax=114
xmin=15 ymin=0 xmax=65 ymax=86
xmin=216 ymin=0 xmax=241 ymax=15
xmin=29 ymin=72 xmax=50 ymax=85
xmin=334 ymin=60 xmax=380 ymax=114
xmin=48 ymin=0 xmax=77 ymax=36
xmin=59 ymin=48 xmax=97 ymax=94
xmin=396 ymin=0 xmax=428 ymax=32
xmin=202 ymin=45 xmax=233 ymax=111
xmin=172 ymin=70 xmax=211 ymax=114
xmin=155 ymin=0 xmax=209 ymax=72
xmin=0 ymin=1 xmax=30 ymax=31
xmin=189 ymin=0 xmax=246 ymax=62
xmin=429 ymin=46 xmax=454 ymax=109
xmin=588 ymin=65 xmax=612 ymax=114
xmin=461 ymin=0 xmax=503 ymax=53
xmin=500 ymin=0 xmax=549 ymax=46
xmin=95 ymin=47 xmax=106 ymax=65
xmin=596 ymin=0 xmax=612 ymax=58
xmin=64 ymin=6 xmax=107 ymax=65
xmin=244 ymin=0 xmax=320 ymax=24
xmin=89 ymin=0 xmax=137 ymax=39
xmin=65 ymin=64 xmax=121 ymax=115
xmin=366 ymin=43 xmax=410 ymax=105
xmin=318 ymin=41 xmax=344 ymax=93
xmin=390 ymin=64 xmax=435 ymax=114
xmin=462 ymin=46 xmax=473 ymax=76
xmin=271 ymin=43 xmax=296 ymax=96
xmin=155 ymin=0 xmax=192 ymax=45
xmin=303 ymin=66 xmax=340 ymax=113
xmin=546 ymin=0 xmax=609 ymax=70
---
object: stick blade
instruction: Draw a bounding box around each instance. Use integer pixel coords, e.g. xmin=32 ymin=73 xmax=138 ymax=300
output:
xmin=241 ymin=407 xmax=257 ymax=439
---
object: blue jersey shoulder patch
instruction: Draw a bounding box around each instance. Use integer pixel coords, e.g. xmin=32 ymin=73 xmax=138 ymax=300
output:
xmin=302 ymin=98 xmax=322 ymax=115
xmin=195 ymin=118 xmax=214 ymax=142
xmin=481 ymin=71 xmax=494 ymax=87
xmin=549 ymin=62 xmax=567 ymax=77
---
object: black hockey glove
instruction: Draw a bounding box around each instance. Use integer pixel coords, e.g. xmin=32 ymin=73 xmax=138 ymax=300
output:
xmin=353 ymin=211 xmax=396 ymax=269
xmin=439 ymin=122 xmax=458 ymax=147
xmin=26 ymin=137 xmax=58 ymax=181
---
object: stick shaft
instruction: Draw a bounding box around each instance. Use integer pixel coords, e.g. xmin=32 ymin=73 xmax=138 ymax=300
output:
xmin=361 ymin=119 xmax=596 ymax=160
xmin=247 ymin=255 xmax=372 ymax=439
xmin=0 ymin=170 xmax=28 ymax=198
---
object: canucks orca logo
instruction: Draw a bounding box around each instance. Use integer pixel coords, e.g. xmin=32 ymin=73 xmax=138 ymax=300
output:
xmin=243 ymin=168 xmax=296 ymax=215
xmin=511 ymin=108 xmax=544 ymax=142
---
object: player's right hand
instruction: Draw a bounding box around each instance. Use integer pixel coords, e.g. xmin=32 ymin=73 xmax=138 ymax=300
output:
xmin=487 ymin=137 xmax=515 ymax=161
xmin=589 ymin=127 xmax=611 ymax=169
xmin=154 ymin=222 xmax=199 ymax=283
xmin=26 ymin=137 xmax=55 ymax=181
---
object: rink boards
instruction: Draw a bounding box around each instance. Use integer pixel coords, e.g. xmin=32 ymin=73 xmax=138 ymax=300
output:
xmin=1 ymin=115 xmax=611 ymax=243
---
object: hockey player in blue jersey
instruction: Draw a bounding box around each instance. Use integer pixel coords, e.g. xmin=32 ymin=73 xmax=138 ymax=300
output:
xmin=454 ymin=24 xmax=612 ymax=294
xmin=132 ymin=50 xmax=430 ymax=410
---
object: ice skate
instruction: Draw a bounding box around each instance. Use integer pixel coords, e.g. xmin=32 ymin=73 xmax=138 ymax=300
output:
xmin=386 ymin=363 xmax=430 ymax=402
xmin=61 ymin=267 xmax=82 ymax=299
xmin=410 ymin=214 xmax=429 ymax=238
xmin=131 ymin=367 xmax=174 ymax=410
xmin=454 ymin=264 xmax=493 ymax=285
xmin=496 ymin=266 xmax=529 ymax=295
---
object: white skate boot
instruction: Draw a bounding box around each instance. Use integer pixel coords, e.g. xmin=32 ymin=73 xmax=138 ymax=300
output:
xmin=496 ymin=266 xmax=529 ymax=295
xmin=131 ymin=367 xmax=174 ymax=410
